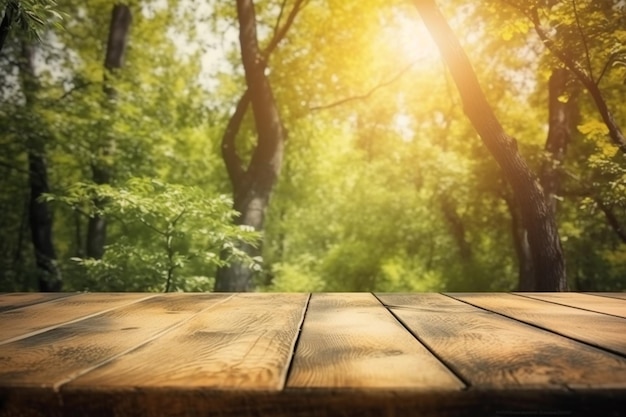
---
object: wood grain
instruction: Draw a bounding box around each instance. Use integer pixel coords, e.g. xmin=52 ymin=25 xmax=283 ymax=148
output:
xmin=517 ymin=292 xmax=626 ymax=318
xmin=65 ymin=293 xmax=308 ymax=390
xmin=449 ymin=292 xmax=626 ymax=356
xmin=0 ymin=292 xmax=77 ymax=313
xmin=378 ymin=293 xmax=626 ymax=390
xmin=0 ymin=292 xmax=153 ymax=344
xmin=0 ymin=293 xmax=230 ymax=388
xmin=287 ymin=293 xmax=463 ymax=389
xmin=589 ymin=292 xmax=626 ymax=301
xmin=0 ymin=293 xmax=625 ymax=417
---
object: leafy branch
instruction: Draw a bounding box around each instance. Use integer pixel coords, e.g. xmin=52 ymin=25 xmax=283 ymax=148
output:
xmin=0 ymin=0 xmax=66 ymax=51
xmin=43 ymin=178 xmax=260 ymax=291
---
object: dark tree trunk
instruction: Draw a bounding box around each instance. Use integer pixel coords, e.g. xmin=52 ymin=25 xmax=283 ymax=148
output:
xmin=215 ymin=0 xmax=303 ymax=292
xmin=414 ymin=0 xmax=567 ymax=291
xmin=540 ymin=68 xmax=576 ymax=215
xmin=20 ymin=42 xmax=62 ymax=291
xmin=440 ymin=195 xmax=472 ymax=262
xmin=508 ymin=68 xmax=576 ymax=291
xmin=0 ymin=2 xmax=16 ymax=52
xmin=503 ymin=192 xmax=534 ymax=291
xmin=597 ymin=200 xmax=626 ymax=244
xmin=528 ymin=8 xmax=626 ymax=154
xmin=85 ymin=164 xmax=109 ymax=259
xmin=86 ymin=4 xmax=131 ymax=260
xmin=28 ymin=152 xmax=61 ymax=291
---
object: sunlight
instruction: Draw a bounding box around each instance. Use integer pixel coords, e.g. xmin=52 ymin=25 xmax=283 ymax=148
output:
xmin=393 ymin=113 xmax=415 ymax=142
xmin=383 ymin=9 xmax=441 ymax=65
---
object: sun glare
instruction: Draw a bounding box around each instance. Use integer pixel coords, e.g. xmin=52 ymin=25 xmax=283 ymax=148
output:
xmin=386 ymin=11 xmax=441 ymax=65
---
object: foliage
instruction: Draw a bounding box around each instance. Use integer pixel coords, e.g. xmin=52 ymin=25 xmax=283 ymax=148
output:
xmin=43 ymin=178 xmax=259 ymax=291
xmin=0 ymin=0 xmax=624 ymax=292
xmin=1 ymin=0 xmax=65 ymax=41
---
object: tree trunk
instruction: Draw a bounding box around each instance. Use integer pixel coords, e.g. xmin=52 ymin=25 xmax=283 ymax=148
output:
xmin=86 ymin=4 xmax=131 ymax=259
xmin=507 ymin=67 xmax=576 ymax=291
xmin=414 ymin=0 xmax=567 ymax=291
xmin=0 ymin=2 xmax=16 ymax=52
xmin=528 ymin=8 xmax=626 ymax=154
xmin=28 ymin=151 xmax=61 ymax=291
xmin=503 ymin=192 xmax=534 ymax=291
xmin=440 ymin=195 xmax=472 ymax=262
xmin=20 ymin=42 xmax=62 ymax=291
xmin=597 ymin=200 xmax=626 ymax=244
xmin=540 ymin=68 xmax=576 ymax=216
xmin=214 ymin=0 xmax=289 ymax=291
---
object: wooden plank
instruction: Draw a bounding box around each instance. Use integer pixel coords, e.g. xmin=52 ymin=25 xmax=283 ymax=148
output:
xmin=377 ymin=293 xmax=626 ymax=389
xmin=449 ymin=293 xmax=626 ymax=356
xmin=59 ymin=389 xmax=622 ymax=417
xmin=0 ymin=292 xmax=77 ymax=313
xmin=65 ymin=293 xmax=309 ymax=390
xmin=0 ymin=292 xmax=153 ymax=344
xmin=287 ymin=293 xmax=464 ymax=389
xmin=518 ymin=292 xmax=626 ymax=318
xmin=0 ymin=293 xmax=231 ymax=388
xmin=588 ymin=292 xmax=626 ymax=301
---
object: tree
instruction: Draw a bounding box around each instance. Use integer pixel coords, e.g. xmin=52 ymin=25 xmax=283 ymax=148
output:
xmin=45 ymin=178 xmax=258 ymax=292
xmin=2 ymin=0 xmax=624 ymax=293
xmin=0 ymin=0 xmax=63 ymax=51
xmin=413 ymin=0 xmax=567 ymax=291
xmin=214 ymin=0 xmax=304 ymax=291
xmin=19 ymin=40 xmax=62 ymax=291
xmin=505 ymin=68 xmax=578 ymax=290
xmin=86 ymin=4 xmax=132 ymax=260
xmin=521 ymin=1 xmax=626 ymax=154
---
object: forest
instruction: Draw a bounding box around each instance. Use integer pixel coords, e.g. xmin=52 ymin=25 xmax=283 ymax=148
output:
xmin=0 ymin=0 xmax=625 ymax=293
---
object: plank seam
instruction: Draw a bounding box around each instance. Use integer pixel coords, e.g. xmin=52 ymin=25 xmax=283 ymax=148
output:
xmin=281 ymin=292 xmax=312 ymax=390
xmin=52 ymin=293 xmax=238 ymax=393
xmin=442 ymin=293 xmax=626 ymax=360
xmin=372 ymin=293 xmax=471 ymax=390
xmin=512 ymin=293 xmax=626 ymax=320
xmin=0 ymin=292 xmax=80 ymax=313
xmin=584 ymin=293 xmax=626 ymax=302
xmin=0 ymin=293 xmax=159 ymax=346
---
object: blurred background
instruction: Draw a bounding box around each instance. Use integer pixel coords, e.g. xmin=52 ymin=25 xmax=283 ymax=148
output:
xmin=0 ymin=0 xmax=624 ymax=292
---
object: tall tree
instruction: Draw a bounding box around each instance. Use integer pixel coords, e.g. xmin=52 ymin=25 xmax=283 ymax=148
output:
xmin=413 ymin=0 xmax=567 ymax=291
xmin=86 ymin=4 xmax=131 ymax=259
xmin=509 ymin=68 xmax=577 ymax=290
xmin=540 ymin=68 xmax=577 ymax=216
xmin=20 ymin=41 xmax=62 ymax=291
xmin=214 ymin=0 xmax=303 ymax=291
xmin=525 ymin=1 xmax=626 ymax=153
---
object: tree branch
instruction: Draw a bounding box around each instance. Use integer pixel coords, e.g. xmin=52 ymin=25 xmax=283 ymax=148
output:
xmin=596 ymin=200 xmax=626 ymax=244
xmin=169 ymin=208 xmax=186 ymax=228
xmin=526 ymin=7 xmax=626 ymax=153
xmin=527 ymin=7 xmax=591 ymax=87
xmin=271 ymin=0 xmax=289 ymax=41
xmin=137 ymin=217 xmax=166 ymax=237
xmin=262 ymin=0 xmax=306 ymax=59
xmin=55 ymin=80 xmax=93 ymax=102
xmin=596 ymin=52 xmax=618 ymax=85
xmin=309 ymin=60 xmax=418 ymax=111
xmin=572 ymin=0 xmax=593 ymax=81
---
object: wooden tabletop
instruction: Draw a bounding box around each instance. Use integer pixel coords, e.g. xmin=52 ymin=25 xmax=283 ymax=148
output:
xmin=0 ymin=292 xmax=624 ymax=417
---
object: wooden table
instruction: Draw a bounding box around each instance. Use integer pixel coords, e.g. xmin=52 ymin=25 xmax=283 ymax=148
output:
xmin=0 ymin=292 xmax=624 ymax=417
